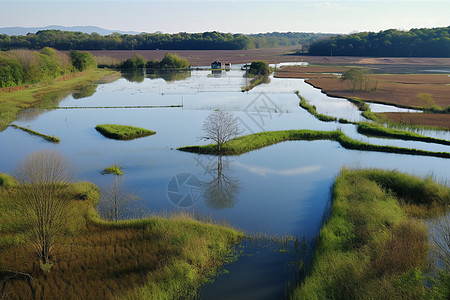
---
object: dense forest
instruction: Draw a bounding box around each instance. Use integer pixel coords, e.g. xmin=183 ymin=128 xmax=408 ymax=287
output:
xmin=308 ymin=26 xmax=450 ymax=57
xmin=0 ymin=30 xmax=330 ymax=51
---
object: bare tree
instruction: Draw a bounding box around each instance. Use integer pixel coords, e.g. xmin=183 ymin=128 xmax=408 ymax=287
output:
xmin=98 ymin=176 xmax=139 ymax=223
xmin=203 ymin=156 xmax=241 ymax=209
xmin=202 ymin=110 xmax=242 ymax=153
xmin=15 ymin=150 xmax=73 ymax=269
xmin=430 ymin=215 xmax=450 ymax=271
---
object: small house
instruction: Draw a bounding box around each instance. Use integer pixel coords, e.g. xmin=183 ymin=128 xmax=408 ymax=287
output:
xmin=211 ymin=61 xmax=222 ymax=69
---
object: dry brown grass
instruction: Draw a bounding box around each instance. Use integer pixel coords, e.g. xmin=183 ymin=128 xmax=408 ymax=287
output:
xmin=372 ymin=219 xmax=428 ymax=276
xmin=275 ymin=65 xmax=349 ymax=79
xmin=0 ymin=183 xmax=242 ymax=300
xmin=379 ymin=112 xmax=450 ymax=130
xmin=304 ymin=75 xmax=450 ymax=109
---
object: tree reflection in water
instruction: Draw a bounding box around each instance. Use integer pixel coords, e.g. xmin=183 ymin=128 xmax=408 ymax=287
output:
xmin=202 ymin=155 xmax=241 ymax=209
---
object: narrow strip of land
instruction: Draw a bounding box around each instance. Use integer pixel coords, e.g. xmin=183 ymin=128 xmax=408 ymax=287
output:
xmin=10 ymin=124 xmax=60 ymax=143
xmin=178 ymin=129 xmax=450 ymax=158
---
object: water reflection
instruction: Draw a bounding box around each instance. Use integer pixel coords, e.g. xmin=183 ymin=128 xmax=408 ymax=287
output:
xmin=146 ymin=69 xmax=191 ymax=82
xmin=72 ymin=84 xmax=98 ymax=99
xmin=201 ymin=156 xmax=241 ymax=209
xmin=209 ymin=70 xmax=225 ymax=78
xmin=123 ymin=70 xmax=145 ymax=83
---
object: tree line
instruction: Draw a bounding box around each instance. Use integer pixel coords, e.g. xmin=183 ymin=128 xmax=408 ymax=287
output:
xmin=308 ymin=26 xmax=450 ymax=57
xmin=0 ymin=30 xmax=330 ymax=51
xmin=0 ymin=48 xmax=96 ymax=87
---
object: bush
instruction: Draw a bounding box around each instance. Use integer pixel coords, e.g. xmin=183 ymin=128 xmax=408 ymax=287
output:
xmin=160 ymin=53 xmax=190 ymax=69
xmin=120 ymin=54 xmax=145 ymax=70
xmin=70 ymin=50 xmax=96 ymax=71
xmin=0 ymin=172 xmax=18 ymax=188
xmin=248 ymin=61 xmax=269 ymax=76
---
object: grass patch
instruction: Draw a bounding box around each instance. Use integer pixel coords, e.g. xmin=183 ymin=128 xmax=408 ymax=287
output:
xmin=95 ymin=124 xmax=156 ymax=140
xmin=0 ymin=176 xmax=243 ymax=299
xmin=241 ymin=74 xmax=270 ymax=92
xmin=10 ymin=124 xmax=60 ymax=143
xmin=296 ymin=91 xmax=337 ymax=122
xmin=101 ymin=164 xmax=123 ymax=175
xmin=357 ymin=122 xmax=450 ymax=146
xmin=0 ymin=173 xmax=18 ymax=188
xmin=290 ymin=168 xmax=449 ymax=299
xmin=178 ymin=129 xmax=450 ymax=159
xmin=0 ymin=69 xmax=119 ymax=132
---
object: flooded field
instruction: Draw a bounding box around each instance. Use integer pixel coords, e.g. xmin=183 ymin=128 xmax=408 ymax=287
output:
xmin=0 ymin=68 xmax=448 ymax=299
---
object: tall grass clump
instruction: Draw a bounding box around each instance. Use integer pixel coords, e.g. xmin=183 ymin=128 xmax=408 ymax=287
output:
xmin=101 ymin=164 xmax=123 ymax=175
xmin=0 ymin=172 xmax=18 ymax=188
xmin=291 ymin=168 xmax=449 ymax=300
xmin=95 ymin=124 xmax=156 ymax=140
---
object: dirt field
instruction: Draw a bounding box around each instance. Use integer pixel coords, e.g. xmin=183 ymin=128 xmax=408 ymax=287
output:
xmin=89 ymin=49 xmax=450 ymax=67
xmin=274 ymin=64 xmax=450 ymax=129
xmin=89 ymin=47 xmax=303 ymax=66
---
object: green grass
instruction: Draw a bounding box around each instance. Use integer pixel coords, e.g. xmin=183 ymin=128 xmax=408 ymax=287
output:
xmin=0 ymin=69 xmax=119 ymax=132
xmin=10 ymin=124 xmax=60 ymax=143
xmin=0 ymin=176 xmax=243 ymax=299
xmin=290 ymin=168 xmax=449 ymax=300
xmin=0 ymin=172 xmax=18 ymax=188
xmin=95 ymin=124 xmax=156 ymax=140
xmin=101 ymin=164 xmax=123 ymax=175
xmin=241 ymin=75 xmax=270 ymax=92
xmin=357 ymin=122 xmax=450 ymax=146
xmin=178 ymin=129 xmax=450 ymax=158
xmin=296 ymin=92 xmax=337 ymax=122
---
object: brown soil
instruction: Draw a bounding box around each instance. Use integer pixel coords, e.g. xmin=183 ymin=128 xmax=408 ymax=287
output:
xmin=379 ymin=112 xmax=450 ymax=130
xmin=304 ymin=75 xmax=450 ymax=109
xmin=275 ymin=65 xmax=349 ymax=79
xmin=274 ymin=64 xmax=450 ymax=129
xmin=89 ymin=47 xmax=302 ymax=66
xmin=89 ymin=50 xmax=450 ymax=67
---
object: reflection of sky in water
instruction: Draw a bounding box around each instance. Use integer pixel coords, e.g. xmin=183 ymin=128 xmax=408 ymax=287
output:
xmin=2 ymin=69 xmax=449 ymax=237
xmin=2 ymin=69 xmax=449 ymax=299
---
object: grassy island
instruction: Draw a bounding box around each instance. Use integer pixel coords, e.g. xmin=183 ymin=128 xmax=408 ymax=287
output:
xmin=291 ymin=168 xmax=449 ymax=299
xmin=178 ymin=129 xmax=450 ymax=158
xmin=95 ymin=124 xmax=156 ymax=140
xmin=0 ymin=176 xmax=242 ymax=299
xmin=101 ymin=164 xmax=123 ymax=175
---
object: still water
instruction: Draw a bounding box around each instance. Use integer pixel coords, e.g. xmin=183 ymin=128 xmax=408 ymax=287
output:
xmin=0 ymin=69 xmax=448 ymax=299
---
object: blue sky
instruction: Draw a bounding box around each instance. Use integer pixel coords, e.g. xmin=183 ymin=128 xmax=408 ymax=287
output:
xmin=1 ymin=0 xmax=449 ymax=34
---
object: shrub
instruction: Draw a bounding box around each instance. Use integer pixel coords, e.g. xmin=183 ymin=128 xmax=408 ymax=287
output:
xmin=0 ymin=172 xmax=18 ymax=188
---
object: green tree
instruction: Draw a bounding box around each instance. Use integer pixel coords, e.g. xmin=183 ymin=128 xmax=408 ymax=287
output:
xmin=160 ymin=53 xmax=190 ymax=69
xmin=70 ymin=50 xmax=96 ymax=71
xmin=341 ymin=68 xmax=369 ymax=92
xmin=248 ymin=61 xmax=269 ymax=76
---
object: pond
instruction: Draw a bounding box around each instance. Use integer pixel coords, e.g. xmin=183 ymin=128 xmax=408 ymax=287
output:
xmin=0 ymin=69 xmax=449 ymax=299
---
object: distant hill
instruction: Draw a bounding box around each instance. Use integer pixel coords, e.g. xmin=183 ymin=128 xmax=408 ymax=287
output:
xmin=0 ymin=25 xmax=140 ymax=36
